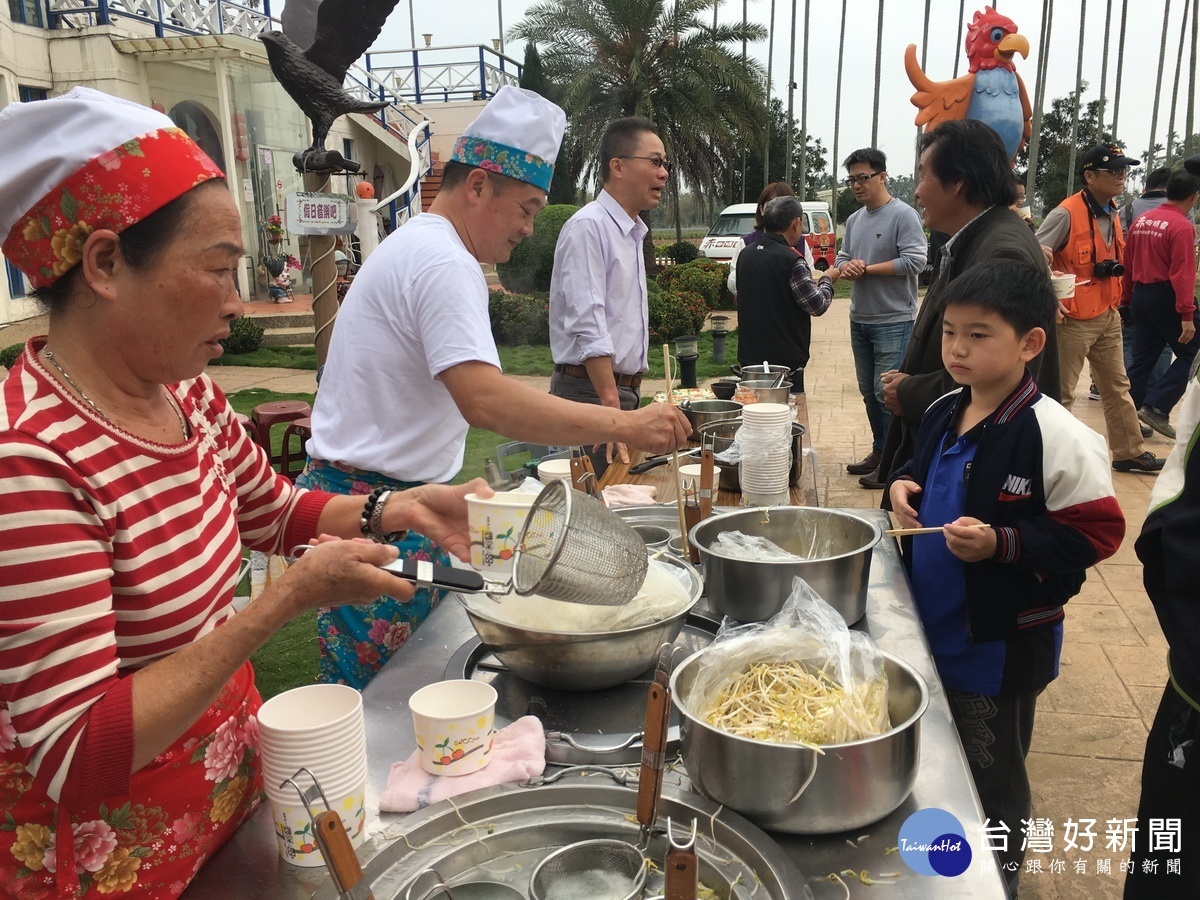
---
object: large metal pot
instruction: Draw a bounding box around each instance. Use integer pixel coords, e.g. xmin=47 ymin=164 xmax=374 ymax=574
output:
xmin=688 ymin=507 xmax=880 ymax=625
xmin=736 ymin=380 xmax=792 ymax=405
xmin=678 ymin=398 xmax=742 ymax=442
xmin=670 ymin=650 xmax=928 ymax=833
xmin=697 ymin=419 xmax=806 ymax=492
xmin=459 ymin=555 xmax=702 ymax=691
xmin=732 ymin=363 xmax=798 ymax=381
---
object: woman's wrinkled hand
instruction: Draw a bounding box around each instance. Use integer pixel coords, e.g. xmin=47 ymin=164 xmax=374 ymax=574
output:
xmin=382 ymin=479 xmax=488 ymax=563
xmin=282 ymin=536 xmax=408 ymax=610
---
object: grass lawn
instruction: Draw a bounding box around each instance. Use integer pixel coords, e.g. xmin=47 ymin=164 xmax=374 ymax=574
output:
xmin=211 ymin=345 xmax=317 ymax=369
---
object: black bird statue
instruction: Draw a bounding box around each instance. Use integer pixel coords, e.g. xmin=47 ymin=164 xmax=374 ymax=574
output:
xmin=260 ymin=0 xmax=400 ymax=173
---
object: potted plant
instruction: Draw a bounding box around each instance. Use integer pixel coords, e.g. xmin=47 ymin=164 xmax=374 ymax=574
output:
xmin=263 ymin=214 xmax=285 ymax=245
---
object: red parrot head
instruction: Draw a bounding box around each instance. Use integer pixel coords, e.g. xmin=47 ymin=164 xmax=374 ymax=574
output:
xmin=965 ymin=6 xmax=1030 ymax=73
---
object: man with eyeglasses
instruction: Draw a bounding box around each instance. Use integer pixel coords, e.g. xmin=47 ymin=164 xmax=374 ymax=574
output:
xmin=550 ymin=117 xmax=670 ymax=475
xmin=1037 ymin=144 xmax=1164 ymax=473
xmin=834 ymin=148 xmax=927 ymax=488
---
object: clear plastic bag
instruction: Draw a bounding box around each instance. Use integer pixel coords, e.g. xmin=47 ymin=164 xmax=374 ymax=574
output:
xmin=688 ymin=577 xmax=890 ymax=745
xmin=714 ymin=420 xmax=791 ymax=466
xmin=710 ymin=530 xmax=801 ymax=560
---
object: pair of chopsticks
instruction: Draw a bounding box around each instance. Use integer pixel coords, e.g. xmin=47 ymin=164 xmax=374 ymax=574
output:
xmin=663 ymin=343 xmax=690 ymax=558
xmin=885 ymin=523 xmax=992 ymax=537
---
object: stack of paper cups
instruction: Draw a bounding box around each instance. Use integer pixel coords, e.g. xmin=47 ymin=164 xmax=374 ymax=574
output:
xmin=257 ymin=684 xmax=368 ymax=867
xmin=739 ymin=402 xmax=793 ymax=506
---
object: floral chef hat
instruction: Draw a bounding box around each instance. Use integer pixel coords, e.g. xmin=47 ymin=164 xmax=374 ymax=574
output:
xmin=450 ymin=85 xmax=566 ymax=192
xmin=0 ymin=86 xmax=224 ymax=289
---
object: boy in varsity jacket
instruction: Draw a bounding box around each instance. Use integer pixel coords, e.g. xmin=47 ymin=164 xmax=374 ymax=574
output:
xmin=888 ymin=260 xmax=1124 ymax=889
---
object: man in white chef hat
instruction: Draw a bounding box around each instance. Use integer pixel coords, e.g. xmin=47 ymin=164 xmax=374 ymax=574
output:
xmin=302 ymin=86 xmax=690 ymax=687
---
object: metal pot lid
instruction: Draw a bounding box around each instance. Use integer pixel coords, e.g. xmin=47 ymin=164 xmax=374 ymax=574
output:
xmin=317 ymin=778 xmax=812 ymax=900
xmin=445 ymin=613 xmax=721 ymax=766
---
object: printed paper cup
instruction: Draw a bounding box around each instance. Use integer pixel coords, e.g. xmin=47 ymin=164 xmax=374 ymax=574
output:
xmin=466 ymin=490 xmax=537 ymax=574
xmin=1051 ymin=273 xmax=1076 ymax=300
xmin=678 ymin=463 xmax=722 ymax=485
xmin=268 ymin=780 xmax=366 ymax=868
xmin=409 ymin=680 xmax=497 ymax=776
xmin=257 ymin=683 xmax=363 ymax=739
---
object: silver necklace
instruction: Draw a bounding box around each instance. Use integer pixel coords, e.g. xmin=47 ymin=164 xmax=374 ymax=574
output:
xmin=42 ymin=348 xmax=189 ymax=440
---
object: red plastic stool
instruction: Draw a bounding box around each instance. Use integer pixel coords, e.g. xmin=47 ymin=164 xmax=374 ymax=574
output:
xmin=279 ymin=416 xmax=312 ymax=483
xmin=250 ymin=401 xmax=313 ymax=472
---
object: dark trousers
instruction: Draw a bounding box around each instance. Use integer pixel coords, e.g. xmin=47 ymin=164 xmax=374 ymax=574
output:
xmin=948 ymin=688 xmax=1041 ymax=898
xmin=548 ymin=371 xmax=639 ymax=481
xmin=1129 ymin=282 xmax=1199 ymax=414
xmin=1124 ymin=682 xmax=1200 ymax=898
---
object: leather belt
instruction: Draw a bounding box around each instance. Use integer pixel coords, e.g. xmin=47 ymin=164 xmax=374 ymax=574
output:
xmin=554 ymin=363 xmax=643 ymax=390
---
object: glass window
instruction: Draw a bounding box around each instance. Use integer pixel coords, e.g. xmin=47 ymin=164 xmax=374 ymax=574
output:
xmin=708 ymin=213 xmax=757 ymax=236
xmin=9 ymin=0 xmax=44 ymax=27
xmin=18 ymin=86 xmax=48 ymax=102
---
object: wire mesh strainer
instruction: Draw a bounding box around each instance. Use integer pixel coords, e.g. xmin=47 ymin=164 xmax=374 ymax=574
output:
xmin=528 ymin=838 xmax=648 ymax=900
xmin=512 ymin=479 xmax=650 ymax=606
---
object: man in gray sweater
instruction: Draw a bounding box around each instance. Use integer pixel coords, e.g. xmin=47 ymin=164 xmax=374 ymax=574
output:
xmin=835 ymin=148 xmax=928 ymax=488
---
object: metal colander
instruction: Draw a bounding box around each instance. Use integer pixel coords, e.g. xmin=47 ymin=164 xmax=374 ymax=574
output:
xmin=528 ymin=838 xmax=648 ymax=900
xmin=512 ymin=480 xmax=649 ymax=606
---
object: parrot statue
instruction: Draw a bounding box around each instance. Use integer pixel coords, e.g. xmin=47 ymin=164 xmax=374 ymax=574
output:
xmin=905 ymin=6 xmax=1032 ymax=163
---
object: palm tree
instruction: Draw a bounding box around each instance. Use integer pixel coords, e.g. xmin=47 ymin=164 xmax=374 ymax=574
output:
xmin=1096 ymin=0 xmax=1113 ymax=142
xmin=1111 ymin=0 xmax=1128 ymax=137
xmin=871 ymin=0 xmax=884 ymax=148
xmin=1166 ymin=0 xmax=1192 ymax=164
xmin=1147 ymin=0 xmax=1173 ymax=169
xmin=798 ymin=0 xmax=811 ymax=198
xmin=764 ymin=0 xmax=776 ymax=187
xmin=786 ymin=0 xmax=797 ymax=183
xmin=830 ymin=0 xmax=847 ymax=228
xmin=513 ymin=0 xmax=767 ymax=238
xmin=1188 ymin=0 xmax=1198 ymax=156
xmin=1065 ymin=0 xmax=1087 ymax=194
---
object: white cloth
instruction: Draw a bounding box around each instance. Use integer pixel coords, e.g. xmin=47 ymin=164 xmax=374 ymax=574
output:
xmin=459 ymin=85 xmax=565 ymax=170
xmin=549 ymin=190 xmax=650 ymax=375
xmin=308 ymin=214 xmax=501 ymax=484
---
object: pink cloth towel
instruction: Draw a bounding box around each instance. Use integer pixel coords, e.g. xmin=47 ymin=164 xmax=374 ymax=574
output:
xmin=379 ymin=715 xmax=546 ymax=812
xmin=602 ymin=484 xmax=658 ymax=507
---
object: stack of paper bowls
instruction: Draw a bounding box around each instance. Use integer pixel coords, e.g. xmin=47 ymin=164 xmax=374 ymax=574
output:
xmin=738 ymin=402 xmax=793 ymax=506
xmin=257 ymin=684 xmax=368 ymax=867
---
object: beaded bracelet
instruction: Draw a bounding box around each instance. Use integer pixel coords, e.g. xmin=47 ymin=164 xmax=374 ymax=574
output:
xmin=360 ymin=487 xmax=408 ymax=544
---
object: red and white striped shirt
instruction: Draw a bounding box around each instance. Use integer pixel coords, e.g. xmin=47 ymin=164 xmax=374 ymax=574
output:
xmin=0 ymin=339 xmax=329 ymax=806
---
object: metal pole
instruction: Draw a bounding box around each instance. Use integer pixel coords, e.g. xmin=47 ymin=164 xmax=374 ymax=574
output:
xmin=408 ymin=0 xmax=416 ymax=49
xmin=915 ymin=0 xmax=932 ymax=178
xmin=498 ymin=0 xmax=504 ymax=54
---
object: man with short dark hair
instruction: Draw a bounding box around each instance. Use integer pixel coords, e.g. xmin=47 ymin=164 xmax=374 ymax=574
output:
xmin=835 ymin=147 xmax=927 ymax=487
xmin=877 ymin=119 xmax=1058 ymax=483
xmin=736 ymin=196 xmax=841 ymax=388
xmin=1037 ymin=144 xmax=1163 ymax=473
xmin=549 ymin=116 xmax=668 ymax=472
xmin=1121 ymin=170 xmax=1200 ymax=439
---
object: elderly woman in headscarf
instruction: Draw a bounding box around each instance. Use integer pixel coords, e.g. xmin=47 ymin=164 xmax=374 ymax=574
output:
xmin=0 ymin=87 xmax=484 ymax=898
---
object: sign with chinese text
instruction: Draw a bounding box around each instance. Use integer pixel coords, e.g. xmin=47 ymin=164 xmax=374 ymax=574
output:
xmin=285 ymin=192 xmax=357 ymax=235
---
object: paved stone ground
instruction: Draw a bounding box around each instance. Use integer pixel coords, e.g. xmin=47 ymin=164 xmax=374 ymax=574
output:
xmin=3 ymin=297 xmax=1173 ymax=898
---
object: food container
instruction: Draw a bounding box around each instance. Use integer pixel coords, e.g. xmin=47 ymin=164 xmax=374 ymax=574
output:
xmin=709 ymin=379 xmax=738 ymax=400
xmin=678 ymin=399 xmax=742 ymax=442
xmin=732 ymin=364 xmax=795 ymax=381
xmin=688 ymin=507 xmax=880 ymax=624
xmin=670 ymin=649 xmax=928 ymax=833
xmin=735 ymin=379 xmax=792 ymax=405
xmin=697 ymin=420 xmax=806 ymax=492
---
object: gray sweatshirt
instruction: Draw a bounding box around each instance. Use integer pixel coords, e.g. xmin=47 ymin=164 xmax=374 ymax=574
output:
xmin=835 ymin=197 xmax=927 ymax=324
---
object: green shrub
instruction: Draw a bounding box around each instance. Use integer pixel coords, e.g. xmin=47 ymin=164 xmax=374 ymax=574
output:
xmin=0 ymin=342 xmax=24 ymax=369
xmin=221 ymin=316 xmax=265 ymax=355
xmin=649 ymin=288 xmax=709 ymax=347
xmin=656 ymin=260 xmax=724 ymax=308
xmin=488 ymin=290 xmax=551 ymax=346
xmin=496 ymin=204 xmax=579 ymax=293
xmin=660 ymin=241 xmax=699 ymax=263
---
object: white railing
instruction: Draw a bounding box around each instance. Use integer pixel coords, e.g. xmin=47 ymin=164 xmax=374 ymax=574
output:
xmin=48 ymin=0 xmax=271 ymax=38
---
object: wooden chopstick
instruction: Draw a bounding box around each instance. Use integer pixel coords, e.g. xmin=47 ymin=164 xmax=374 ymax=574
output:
xmin=886 ymin=523 xmax=992 ymax=537
xmin=663 ymin=343 xmax=690 ymax=558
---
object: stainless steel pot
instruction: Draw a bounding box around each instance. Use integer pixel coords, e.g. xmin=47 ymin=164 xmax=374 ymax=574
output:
xmin=678 ymin=399 xmax=742 ymax=442
xmin=697 ymin=419 xmax=806 ymax=492
xmin=670 ymin=650 xmax=928 ymax=834
xmin=736 ymin=380 xmax=792 ymax=405
xmin=688 ymin=507 xmax=880 ymax=625
xmin=459 ymin=555 xmax=703 ymax=691
xmin=732 ymin=364 xmax=797 ymax=381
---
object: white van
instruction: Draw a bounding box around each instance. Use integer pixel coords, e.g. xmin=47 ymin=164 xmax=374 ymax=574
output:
xmin=699 ymin=200 xmax=835 ymax=270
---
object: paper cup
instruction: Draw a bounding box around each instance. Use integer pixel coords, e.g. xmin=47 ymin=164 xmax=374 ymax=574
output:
xmin=268 ymin=780 xmax=366 ymax=868
xmin=409 ymin=680 xmax=497 ymax=776
xmin=1051 ymin=273 xmax=1076 ymax=300
xmin=466 ymin=491 xmax=537 ymax=574
xmin=678 ymin=463 xmax=722 ymax=485
xmin=257 ymin=684 xmax=363 ymax=738
xmin=536 ymin=457 xmax=573 ymax=484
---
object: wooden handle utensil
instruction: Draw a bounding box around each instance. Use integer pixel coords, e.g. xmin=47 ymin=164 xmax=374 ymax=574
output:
xmin=313 ymin=810 xmax=374 ymax=899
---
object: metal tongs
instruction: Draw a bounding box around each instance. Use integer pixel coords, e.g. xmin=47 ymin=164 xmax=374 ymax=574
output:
xmin=665 ymin=817 xmax=699 ymax=900
xmin=283 ymin=768 xmax=375 ymax=900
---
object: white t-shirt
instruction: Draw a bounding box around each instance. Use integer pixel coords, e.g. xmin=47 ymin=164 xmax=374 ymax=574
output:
xmin=307 ymin=213 xmax=502 ymax=484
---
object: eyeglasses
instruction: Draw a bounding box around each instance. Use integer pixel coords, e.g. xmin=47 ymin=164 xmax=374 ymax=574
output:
xmin=619 ymin=155 xmax=672 ymax=172
xmin=844 ymin=172 xmax=884 ymax=186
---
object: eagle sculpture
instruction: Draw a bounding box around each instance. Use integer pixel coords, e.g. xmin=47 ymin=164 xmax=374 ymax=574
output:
xmin=261 ymin=0 xmax=398 ymax=167
xmin=905 ymin=6 xmax=1032 ymax=163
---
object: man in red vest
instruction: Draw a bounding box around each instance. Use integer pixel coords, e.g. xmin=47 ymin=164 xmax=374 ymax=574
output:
xmin=1037 ymin=144 xmax=1164 ymax=473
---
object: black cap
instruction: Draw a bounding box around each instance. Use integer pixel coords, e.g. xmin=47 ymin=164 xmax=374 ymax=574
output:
xmin=1185 ymin=155 xmax=1200 ymax=176
xmin=1080 ymin=144 xmax=1140 ymax=174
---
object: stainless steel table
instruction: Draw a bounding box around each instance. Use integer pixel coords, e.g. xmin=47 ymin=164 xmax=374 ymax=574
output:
xmin=186 ymin=509 xmax=1006 ymax=898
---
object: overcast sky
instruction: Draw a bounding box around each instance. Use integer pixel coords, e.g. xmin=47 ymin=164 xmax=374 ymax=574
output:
xmin=356 ymin=1 xmax=1192 ymax=183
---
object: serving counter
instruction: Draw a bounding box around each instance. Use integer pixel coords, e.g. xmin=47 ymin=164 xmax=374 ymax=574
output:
xmin=185 ymin=509 xmax=1007 ymax=899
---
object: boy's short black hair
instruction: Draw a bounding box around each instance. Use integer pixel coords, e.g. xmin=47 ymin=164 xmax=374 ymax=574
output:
xmin=943 ymin=260 xmax=1056 ymax=336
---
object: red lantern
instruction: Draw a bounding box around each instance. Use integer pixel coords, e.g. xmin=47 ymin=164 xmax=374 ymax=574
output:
xmin=355 ymin=181 xmax=375 ymax=199
xmin=231 ymin=112 xmax=249 ymax=163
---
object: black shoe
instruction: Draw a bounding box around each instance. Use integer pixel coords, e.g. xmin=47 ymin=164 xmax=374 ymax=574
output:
xmin=1140 ymin=422 xmax=1153 ymax=439
xmin=859 ymin=469 xmax=887 ymax=489
xmin=1137 ymin=405 xmax=1176 ymax=440
xmin=1112 ymin=452 xmax=1165 ymax=473
xmin=1088 ymin=383 xmax=1101 ymax=401
xmin=846 ymin=450 xmax=882 ymax=475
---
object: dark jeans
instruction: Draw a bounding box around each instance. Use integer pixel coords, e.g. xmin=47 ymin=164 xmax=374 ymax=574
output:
xmin=548 ymin=370 xmax=639 ymax=481
xmin=1125 ymin=682 xmax=1200 ymax=898
xmin=850 ymin=319 xmax=914 ymax=453
xmin=1128 ymin=282 xmax=1199 ymax=414
xmin=1122 ymin=318 xmax=1172 ymax=399
xmin=948 ymin=688 xmax=1041 ymax=898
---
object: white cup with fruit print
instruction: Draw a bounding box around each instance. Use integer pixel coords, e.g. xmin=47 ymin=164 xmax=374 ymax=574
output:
xmin=465 ymin=490 xmax=537 ymax=575
xmin=409 ymin=680 xmax=497 ymax=776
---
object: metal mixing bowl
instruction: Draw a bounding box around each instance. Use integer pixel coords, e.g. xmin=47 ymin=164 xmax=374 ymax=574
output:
xmin=689 ymin=507 xmax=880 ymax=624
xmin=678 ymin=399 xmax=742 ymax=442
xmin=670 ymin=650 xmax=928 ymax=834
xmin=460 ymin=555 xmax=703 ymax=691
